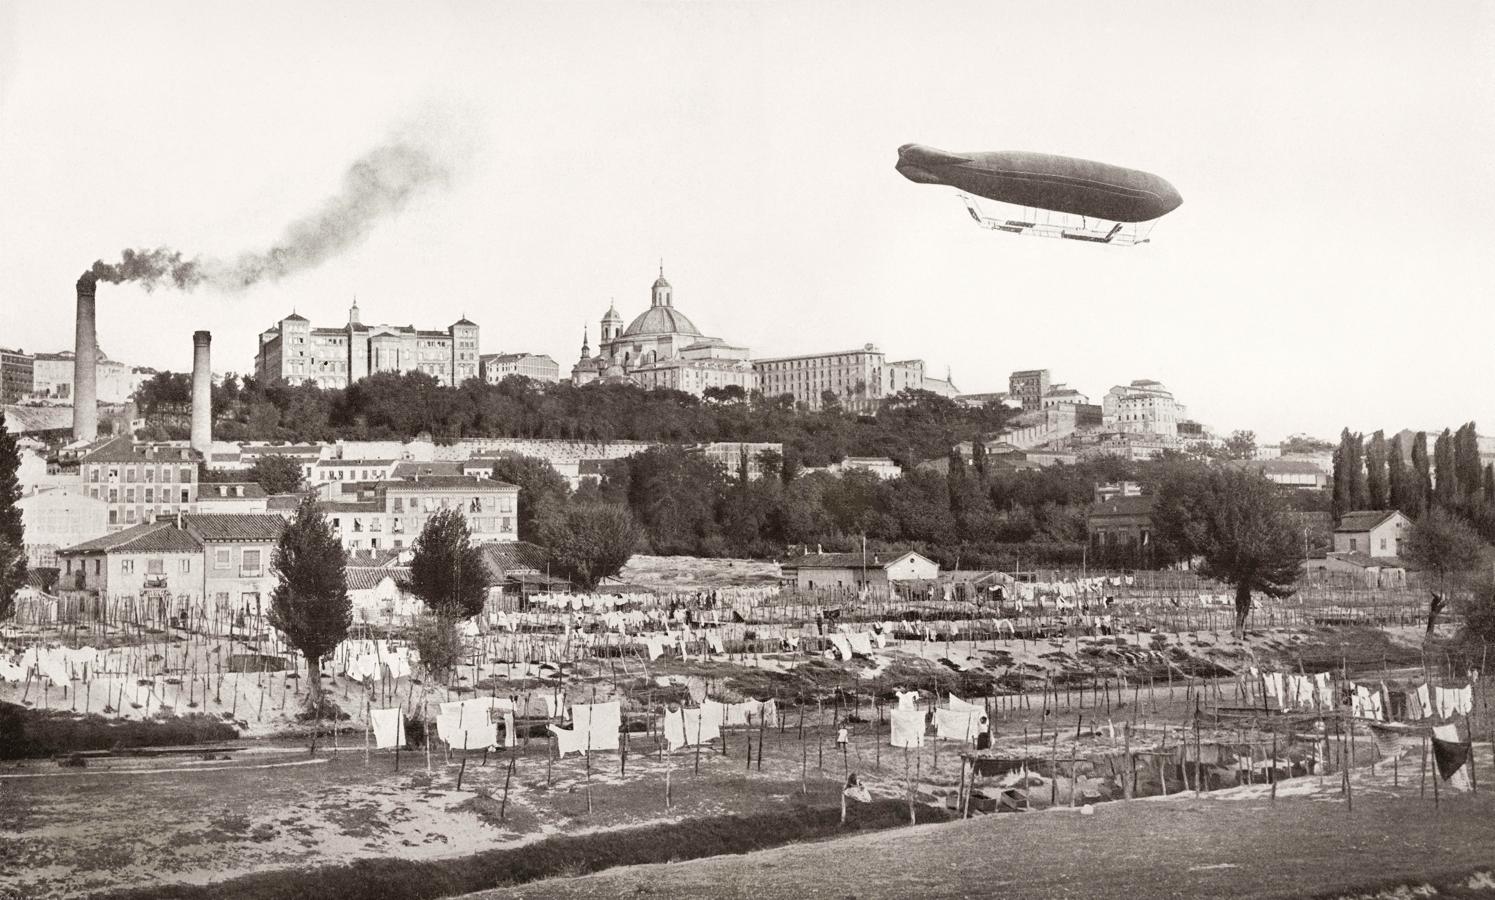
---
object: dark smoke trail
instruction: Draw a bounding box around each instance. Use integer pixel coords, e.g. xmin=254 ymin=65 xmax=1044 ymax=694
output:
xmin=86 ymin=138 xmax=449 ymax=291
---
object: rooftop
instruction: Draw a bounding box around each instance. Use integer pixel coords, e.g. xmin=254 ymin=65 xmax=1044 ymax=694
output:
xmin=180 ymin=514 xmax=286 ymax=543
xmin=1335 ymin=510 xmax=1404 ymax=533
xmin=780 ymin=550 xmax=926 ymax=570
xmin=382 ymin=475 xmax=517 ymax=491
xmin=1088 ymin=495 xmax=1155 ymax=517
xmin=61 ymin=521 xmax=202 ymax=555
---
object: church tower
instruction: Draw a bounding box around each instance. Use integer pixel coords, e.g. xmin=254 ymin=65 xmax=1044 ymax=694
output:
xmin=601 ymin=301 xmax=623 ymax=344
xmin=650 ymin=261 xmax=672 ymax=308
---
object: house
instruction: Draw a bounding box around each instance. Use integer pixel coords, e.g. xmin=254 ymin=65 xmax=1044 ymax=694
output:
xmin=780 ymin=549 xmax=939 ymax=592
xmin=181 ymin=514 xmax=285 ymax=624
xmin=1234 ymin=458 xmax=1329 ymax=490
xmin=1313 ymin=552 xmax=1410 ymax=589
xmin=346 ymin=565 xmax=419 ymax=625
xmin=320 ymin=476 xmax=520 ymax=552
xmin=75 ymin=436 xmax=202 ymax=531
xmin=1087 ymin=495 xmax=1155 ymax=560
xmin=477 ymin=541 xmax=568 ymax=610
xmin=1333 ymin=510 xmax=1411 ymax=558
xmin=58 ymin=520 xmax=205 ymax=625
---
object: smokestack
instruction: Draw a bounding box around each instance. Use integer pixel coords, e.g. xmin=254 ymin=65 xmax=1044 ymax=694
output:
xmin=73 ymin=275 xmax=98 ymax=443
xmin=191 ymin=330 xmax=212 ymax=456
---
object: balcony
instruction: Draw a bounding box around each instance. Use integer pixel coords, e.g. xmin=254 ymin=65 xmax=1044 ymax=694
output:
xmin=143 ymin=575 xmax=170 ymax=590
xmin=240 ymin=567 xmax=264 ymax=578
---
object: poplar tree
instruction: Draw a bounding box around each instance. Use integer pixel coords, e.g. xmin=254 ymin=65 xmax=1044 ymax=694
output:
xmin=1411 ymin=431 xmax=1433 ymax=517
xmin=1347 ymin=431 xmax=1368 ymax=511
xmin=1365 ymin=430 xmax=1388 ymax=510
xmin=1387 ymin=438 xmax=1411 ymax=516
xmin=408 ymin=508 xmax=489 ymax=621
xmin=1434 ymin=429 xmax=1458 ymax=508
xmin=268 ymin=496 xmax=351 ymax=710
xmin=1454 ymin=423 xmax=1483 ymax=508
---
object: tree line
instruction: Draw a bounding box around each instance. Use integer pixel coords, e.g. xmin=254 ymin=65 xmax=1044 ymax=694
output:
xmin=1330 ymin=423 xmax=1495 ymax=538
xmin=132 ymin=371 xmax=1018 ymax=471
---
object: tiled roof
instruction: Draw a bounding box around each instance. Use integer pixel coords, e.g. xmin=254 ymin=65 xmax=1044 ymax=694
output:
xmin=781 ymin=550 xmax=922 ymax=571
xmin=390 ymin=460 xmax=465 ymax=479
xmin=1236 ymin=459 xmax=1325 ymax=476
xmin=317 ymin=458 xmax=396 ymax=467
xmin=1328 ymin=552 xmax=1410 ymax=569
xmin=345 ymin=566 xmax=412 ymax=591
xmin=80 ymin=436 xmax=198 ymax=464
xmin=61 ymin=521 xmax=202 ymax=555
xmin=1088 ymin=495 xmax=1155 ymax=518
xmin=181 ymin=514 xmax=286 ymax=543
xmin=478 ymin=541 xmax=549 ymax=578
xmin=320 ymin=499 xmax=383 ymax=513
xmin=1335 ymin=510 xmax=1400 ymax=533
xmin=266 ymin=493 xmax=306 ymax=511
xmin=382 ymin=476 xmax=516 ymax=491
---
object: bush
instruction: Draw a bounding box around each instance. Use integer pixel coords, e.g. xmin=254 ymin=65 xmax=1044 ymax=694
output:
xmin=0 ymin=702 xmax=239 ymax=760
xmin=92 ymin=800 xmax=951 ymax=899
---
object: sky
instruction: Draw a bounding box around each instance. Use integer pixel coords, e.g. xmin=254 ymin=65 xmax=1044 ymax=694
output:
xmin=2 ymin=1 xmax=1492 ymax=441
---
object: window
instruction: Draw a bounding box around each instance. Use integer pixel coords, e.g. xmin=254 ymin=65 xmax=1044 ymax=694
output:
xmin=181 ymin=559 xmax=191 ymax=573
xmin=1379 ymin=538 xmax=1387 ymax=550
xmin=243 ymin=549 xmax=261 ymax=571
xmin=121 ymin=559 xmax=134 ymax=574
xmin=94 ymin=560 xmax=101 ymax=574
xmin=147 ymin=559 xmax=164 ymax=574
xmin=215 ymin=549 xmax=231 ymax=569
xmin=1350 ymin=538 xmax=1358 ymax=551
xmin=180 ymin=488 xmax=189 ymax=503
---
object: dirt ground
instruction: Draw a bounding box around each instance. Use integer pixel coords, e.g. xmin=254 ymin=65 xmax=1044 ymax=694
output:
xmin=470 ymin=775 xmax=1495 ymax=900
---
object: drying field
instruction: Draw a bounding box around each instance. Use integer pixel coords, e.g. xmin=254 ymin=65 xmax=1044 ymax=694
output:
xmin=0 ymin=558 xmax=1482 ymax=900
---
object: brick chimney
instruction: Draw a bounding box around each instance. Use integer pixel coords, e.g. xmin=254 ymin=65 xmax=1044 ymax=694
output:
xmin=72 ymin=275 xmax=98 ymax=442
xmin=191 ymin=331 xmax=212 ymax=456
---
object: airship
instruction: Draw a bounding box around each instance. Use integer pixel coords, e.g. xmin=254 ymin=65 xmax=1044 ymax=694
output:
xmin=896 ymin=143 xmax=1182 ymax=245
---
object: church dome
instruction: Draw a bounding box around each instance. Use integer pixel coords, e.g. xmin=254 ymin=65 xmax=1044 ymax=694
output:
xmin=622 ymin=306 xmax=700 ymax=337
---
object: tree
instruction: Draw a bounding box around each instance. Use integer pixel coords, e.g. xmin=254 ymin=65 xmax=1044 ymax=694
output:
xmin=268 ymin=497 xmax=350 ymax=711
xmin=1403 ymin=508 xmax=1491 ymax=635
xmin=1433 ymin=429 xmax=1458 ymax=509
xmin=539 ymin=503 xmax=641 ymax=589
xmin=0 ymin=411 xmax=25 ymax=620
xmin=1454 ymin=422 xmax=1483 ymax=508
xmin=491 ymin=455 xmax=571 ymax=542
xmin=1388 ymin=437 xmax=1411 ymax=516
xmin=1365 ymin=430 xmax=1388 ymax=510
xmin=408 ymin=509 xmax=489 ymax=621
xmin=1346 ymin=431 xmax=1368 ymax=511
xmin=1152 ymin=467 xmax=1302 ymax=635
xmin=250 ymin=454 xmax=305 ymax=495
xmin=1411 ymin=431 xmax=1432 ymax=517
xmin=1224 ymin=430 xmax=1257 ymax=460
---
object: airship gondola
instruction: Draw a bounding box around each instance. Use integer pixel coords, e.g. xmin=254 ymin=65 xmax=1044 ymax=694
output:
xmin=896 ymin=144 xmax=1182 ymax=246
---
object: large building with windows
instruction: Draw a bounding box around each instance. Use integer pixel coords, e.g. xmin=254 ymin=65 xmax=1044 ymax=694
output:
xmin=751 ymin=345 xmax=927 ymax=413
xmin=1101 ymin=379 xmax=1186 ymax=437
xmin=1 ymin=347 xmax=34 ymax=404
xmin=481 ymin=352 xmax=561 ymax=384
xmin=571 ymin=267 xmax=758 ymax=397
xmin=75 ymin=437 xmax=202 ymax=531
xmin=255 ymin=300 xmax=480 ymax=388
xmin=320 ymin=475 xmax=519 ymax=552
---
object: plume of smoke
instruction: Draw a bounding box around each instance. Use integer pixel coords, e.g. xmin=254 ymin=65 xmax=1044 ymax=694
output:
xmin=85 ymin=137 xmax=449 ymax=291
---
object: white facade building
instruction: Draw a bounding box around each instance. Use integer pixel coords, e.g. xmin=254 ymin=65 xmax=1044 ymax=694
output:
xmin=1101 ymin=380 xmax=1186 ymax=437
